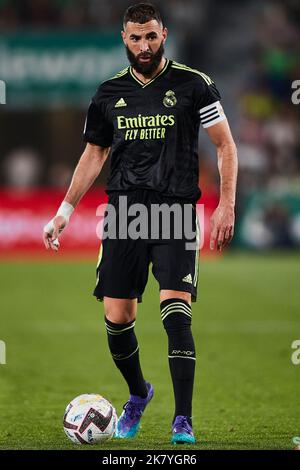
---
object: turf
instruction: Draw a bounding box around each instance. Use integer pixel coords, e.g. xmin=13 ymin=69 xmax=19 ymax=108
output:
xmin=0 ymin=253 xmax=299 ymax=450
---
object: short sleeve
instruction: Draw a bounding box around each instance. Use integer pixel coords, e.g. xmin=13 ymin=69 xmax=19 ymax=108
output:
xmin=83 ymin=93 xmax=113 ymax=148
xmin=194 ymin=76 xmax=227 ymax=128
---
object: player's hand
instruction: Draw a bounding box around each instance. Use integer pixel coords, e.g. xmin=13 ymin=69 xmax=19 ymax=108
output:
xmin=43 ymin=215 xmax=68 ymax=251
xmin=210 ymin=204 xmax=235 ymax=251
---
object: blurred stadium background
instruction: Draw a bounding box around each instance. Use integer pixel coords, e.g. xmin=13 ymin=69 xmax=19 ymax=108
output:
xmin=0 ymin=0 xmax=300 ymax=450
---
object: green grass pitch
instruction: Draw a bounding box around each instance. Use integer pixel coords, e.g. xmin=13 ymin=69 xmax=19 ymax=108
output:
xmin=0 ymin=253 xmax=299 ymax=450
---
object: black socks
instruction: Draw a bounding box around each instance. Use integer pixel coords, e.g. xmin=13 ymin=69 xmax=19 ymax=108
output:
xmin=105 ymin=317 xmax=148 ymax=398
xmin=161 ymin=298 xmax=196 ymax=423
xmin=105 ymin=297 xmax=195 ymax=420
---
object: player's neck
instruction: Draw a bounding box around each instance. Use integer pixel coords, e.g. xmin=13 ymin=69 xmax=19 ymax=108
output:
xmin=132 ymin=57 xmax=167 ymax=84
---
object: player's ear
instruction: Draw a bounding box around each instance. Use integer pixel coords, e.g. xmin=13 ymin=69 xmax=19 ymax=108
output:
xmin=121 ymin=30 xmax=126 ymax=45
xmin=162 ymin=27 xmax=168 ymax=43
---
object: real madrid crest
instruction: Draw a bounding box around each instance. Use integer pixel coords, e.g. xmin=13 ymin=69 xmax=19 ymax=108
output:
xmin=163 ymin=90 xmax=177 ymax=107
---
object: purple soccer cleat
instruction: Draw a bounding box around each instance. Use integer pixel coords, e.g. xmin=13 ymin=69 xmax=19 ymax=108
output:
xmin=171 ymin=415 xmax=196 ymax=444
xmin=115 ymin=382 xmax=154 ymax=439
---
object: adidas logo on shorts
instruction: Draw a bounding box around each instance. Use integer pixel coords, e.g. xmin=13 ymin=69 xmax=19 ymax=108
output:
xmin=182 ymin=273 xmax=192 ymax=284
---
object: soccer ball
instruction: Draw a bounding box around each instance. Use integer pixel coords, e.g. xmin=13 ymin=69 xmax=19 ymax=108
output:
xmin=63 ymin=394 xmax=117 ymax=444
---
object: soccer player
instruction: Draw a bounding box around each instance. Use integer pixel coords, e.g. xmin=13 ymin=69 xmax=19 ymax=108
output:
xmin=43 ymin=3 xmax=237 ymax=444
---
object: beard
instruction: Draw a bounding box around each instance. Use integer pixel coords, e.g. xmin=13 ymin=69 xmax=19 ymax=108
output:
xmin=126 ymin=41 xmax=165 ymax=78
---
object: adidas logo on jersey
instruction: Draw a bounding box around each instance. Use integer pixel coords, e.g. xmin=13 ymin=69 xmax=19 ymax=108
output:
xmin=115 ymin=98 xmax=127 ymax=108
xmin=182 ymin=273 xmax=193 ymax=284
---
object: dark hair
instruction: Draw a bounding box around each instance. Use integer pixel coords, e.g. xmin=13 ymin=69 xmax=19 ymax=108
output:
xmin=123 ymin=3 xmax=163 ymax=28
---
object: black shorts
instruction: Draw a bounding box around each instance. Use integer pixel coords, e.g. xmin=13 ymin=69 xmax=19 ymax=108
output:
xmin=93 ymin=189 xmax=200 ymax=303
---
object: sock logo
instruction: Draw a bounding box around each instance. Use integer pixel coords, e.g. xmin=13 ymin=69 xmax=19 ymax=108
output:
xmin=171 ymin=350 xmax=194 ymax=356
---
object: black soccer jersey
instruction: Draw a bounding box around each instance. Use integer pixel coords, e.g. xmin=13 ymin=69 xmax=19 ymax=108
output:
xmin=83 ymin=59 xmax=226 ymax=202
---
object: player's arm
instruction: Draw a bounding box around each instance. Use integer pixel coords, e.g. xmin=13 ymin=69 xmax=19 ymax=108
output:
xmin=205 ymin=119 xmax=238 ymax=251
xmin=43 ymin=143 xmax=110 ymax=251
xmin=63 ymin=143 xmax=110 ymax=208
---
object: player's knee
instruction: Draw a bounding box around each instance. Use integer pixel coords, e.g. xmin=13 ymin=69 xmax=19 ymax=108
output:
xmin=104 ymin=297 xmax=137 ymax=324
xmin=160 ymin=290 xmax=191 ymax=305
xmin=105 ymin=311 xmax=134 ymax=324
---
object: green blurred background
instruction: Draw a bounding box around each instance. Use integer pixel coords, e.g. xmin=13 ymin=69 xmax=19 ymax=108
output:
xmin=0 ymin=255 xmax=299 ymax=450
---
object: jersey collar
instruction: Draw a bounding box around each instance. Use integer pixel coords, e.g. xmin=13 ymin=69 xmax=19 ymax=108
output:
xmin=129 ymin=58 xmax=170 ymax=88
